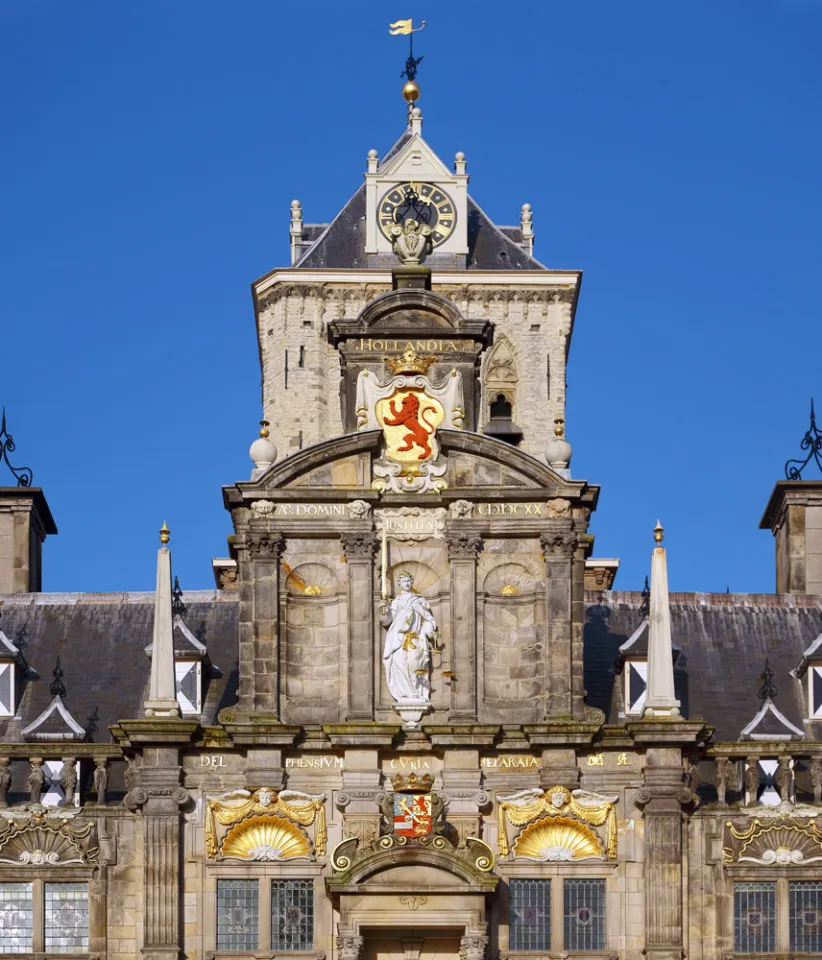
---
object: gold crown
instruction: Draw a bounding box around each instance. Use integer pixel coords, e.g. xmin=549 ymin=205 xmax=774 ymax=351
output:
xmin=392 ymin=772 xmax=433 ymax=793
xmin=384 ymin=347 xmax=438 ymax=376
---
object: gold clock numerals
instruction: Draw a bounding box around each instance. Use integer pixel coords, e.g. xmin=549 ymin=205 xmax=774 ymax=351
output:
xmin=378 ymin=181 xmax=457 ymax=248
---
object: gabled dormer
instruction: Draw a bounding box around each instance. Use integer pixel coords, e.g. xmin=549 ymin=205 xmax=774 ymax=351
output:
xmin=21 ymin=659 xmax=85 ymax=741
xmin=0 ymin=621 xmax=35 ymax=719
xmin=615 ymin=619 xmax=649 ymax=717
xmin=790 ymin=629 xmax=822 ymax=719
xmin=364 ymin=108 xmax=469 ymax=256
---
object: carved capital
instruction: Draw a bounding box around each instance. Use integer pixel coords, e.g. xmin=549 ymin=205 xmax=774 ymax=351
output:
xmin=636 ymin=784 xmax=694 ymax=807
xmin=540 ymin=526 xmax=578 ymax=558
xmin=338 ymin=935 xmax=365 ymax=960
xmin=459 ymin=934 xmax=489 ymax=960
xmin=446 ymin=533 xmax=482 ymax=558
xmin=246 ymin=533 xmax=285 ymax=559
xmin=340 ymin=532 xmax=377 ymax=560
xmin=124 ymin=785 xmax=189 ymax=812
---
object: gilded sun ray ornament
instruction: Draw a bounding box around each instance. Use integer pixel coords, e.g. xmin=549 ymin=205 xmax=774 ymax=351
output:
xmin=221 ymin=815 xmax=311 ymax=861
xmin=513 ymin=816 xmax=604 ymax=861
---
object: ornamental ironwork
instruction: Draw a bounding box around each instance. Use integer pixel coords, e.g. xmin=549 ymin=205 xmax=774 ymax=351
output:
xmin=758 ymin=658 xmax=777 ymax=701
xmin=0 ymin=409 xmax=33 ymax=487
xmin=785 ymin=399 xmax=822 ymax=480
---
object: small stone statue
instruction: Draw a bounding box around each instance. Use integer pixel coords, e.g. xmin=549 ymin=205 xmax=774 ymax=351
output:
xmin=715 ymin=757 xmax=736 ymax=805
xmin=125 ymin=758 xmax=140 ymax=792
xmin=683 ymin=759 xmax=701 ymax=807
xmin=27 ymin=759 xmax=45 ymax=804
xmin=59 ymin=758 xmax=77 ymax=807
xmin=0 ymin=759 xmax=11 ymax=808
xmin=93 ymin=758 xmax=108 ymax=805
xmin=810 ymin=757 xmax=822 ymax=804
xmin=744 ymin=759 xmax=760 ymax=805
xmin=390 ymin=219 xmax=433 ymax=265
xmin=775 ymin=757 xmax=792 ymax=802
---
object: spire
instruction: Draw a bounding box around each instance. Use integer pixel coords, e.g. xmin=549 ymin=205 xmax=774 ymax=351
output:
xmin=144 ymin=523 xmax=181 ymax=718
xmin=641 ymin=520 xmax=681 ymax=719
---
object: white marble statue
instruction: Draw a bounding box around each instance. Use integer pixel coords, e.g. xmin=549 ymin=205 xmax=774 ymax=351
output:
xmin=381 ymin=572 xmax=437 ymax=704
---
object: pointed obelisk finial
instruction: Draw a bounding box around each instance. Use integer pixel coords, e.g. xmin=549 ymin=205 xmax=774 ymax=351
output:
xmin=144 ymin=523 xmax=181 ymax=718
xmin=641 ymin=519 xmax=681 ymax=720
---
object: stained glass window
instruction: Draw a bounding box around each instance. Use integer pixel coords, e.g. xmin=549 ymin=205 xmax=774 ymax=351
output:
xmin=790 ymin=881 xmax=822 ymax=953
xmin=564 ymin=878 xmax=606 ymax=951
xmin=509 ymin=878 xmax=551 ymax=951
xmin=0 ymin=883 xmax=33 ymax=954
xmin=271 ymin=879 xmax=314 ymax=951
xmin=45 ymin=882 xmax=89 ymax=953
xmin=734 ymin=882 xmax=776 ymax=954
xmin=217 ymin=879 xmax=259 ymax=952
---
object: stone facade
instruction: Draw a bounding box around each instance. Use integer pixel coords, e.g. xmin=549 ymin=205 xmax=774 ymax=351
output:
xmin=2 ymin=98 xmax=822 ymax=960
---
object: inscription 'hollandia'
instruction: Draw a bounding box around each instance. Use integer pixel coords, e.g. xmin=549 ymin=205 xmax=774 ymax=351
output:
xmin=357 ymin=339 xmax=473 ymax=353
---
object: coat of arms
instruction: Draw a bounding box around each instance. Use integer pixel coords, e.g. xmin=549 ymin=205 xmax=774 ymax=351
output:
xmin=380 ymin=773 xmax=445 ymax=839
xmin=356 ymin=347 xmax=464 ymax=494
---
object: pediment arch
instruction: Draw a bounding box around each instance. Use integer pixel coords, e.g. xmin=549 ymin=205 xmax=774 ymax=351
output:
xmin=356 ymin=289 xmax=466 ymax=331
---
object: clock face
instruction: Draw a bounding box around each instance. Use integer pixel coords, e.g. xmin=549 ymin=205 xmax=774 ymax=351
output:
xmin=378 ymin=182 xmax=457 ymax=248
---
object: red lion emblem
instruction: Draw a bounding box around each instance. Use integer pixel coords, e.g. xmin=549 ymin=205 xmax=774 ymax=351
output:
xmin=382 ymin=392 xmax=438 ymax=460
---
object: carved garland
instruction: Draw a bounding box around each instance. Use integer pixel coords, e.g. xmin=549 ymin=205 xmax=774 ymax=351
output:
xmin=498 ymin=786 xmax=617 ymax=859
xmin=205 ymin=788 xmax=326 ymax=860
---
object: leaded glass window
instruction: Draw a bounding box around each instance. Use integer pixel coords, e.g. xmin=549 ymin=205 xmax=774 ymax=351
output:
xmin=0 ymin=665 xmax=13 ymax=718
xmin=217 ymin=879 xmax=259 ymax=952
xmin=734 ymin=882 xmax=776 ymax=954
xmin=45 ymin=882 xmax=88 ymax=953
xmin=271 ymin=879 xmax=314 ymax=951
xmin=564 ymin=878 xmax=606 ymax=951
xmin=0 ymin=883 xmax=33 ymax=954
xmin=509 ymin=878 xmax=551 ymax=951
xmin=790 ymin=881 xmax=822 ymax=952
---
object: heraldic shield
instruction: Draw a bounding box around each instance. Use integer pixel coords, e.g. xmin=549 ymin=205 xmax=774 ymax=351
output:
xmin=355 ymin=347 xmax=465 ymax=493
xmin=393 ymin=792 xmax=434 ymax=838
xmin=376 ymin=387 xmax=445 ymax=465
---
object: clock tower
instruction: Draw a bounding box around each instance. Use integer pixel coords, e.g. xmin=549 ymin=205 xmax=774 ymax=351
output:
xmin=255 ymin=93 xmax=580 ymax=466
xmin=365 ymin=108 xmax=469 ymax=255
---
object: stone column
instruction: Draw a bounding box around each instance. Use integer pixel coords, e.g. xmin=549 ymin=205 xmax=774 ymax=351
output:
xmin=239 ymin=533 xmax=284 ymax=716
xmin=637 ymin=749 xmax=694 ymax=960
xmin=121 ymin=734 xmax=195 ymax=960
xmin=540 ymin=521 xmax=584 ymax=720
xmin=341 ymin=532 xmax=377 ymax=720
xmin=446 ymin=531 xmax=482 ymax=720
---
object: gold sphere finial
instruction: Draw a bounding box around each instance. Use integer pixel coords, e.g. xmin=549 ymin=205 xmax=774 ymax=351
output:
xmin=554 ymin=417 xmax=565 ymax=437
xmin=160 ymin=522 xmax=170 ymax=546
xmin=402 ymin=80 xmax=420 ymax=104
xmin=654 ymin=519 xmax=664 ymax=545
xmin=259 ymin=419 xmax=270 ymax=439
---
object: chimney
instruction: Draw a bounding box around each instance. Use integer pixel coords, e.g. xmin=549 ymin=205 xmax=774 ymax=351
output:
xmin=760 ymin=402 xmax=822 ymax=595
xmin=760 ymin=482 xmax=822 ymax=594
xmin=0 ymin=488 xmax=57 ymax=593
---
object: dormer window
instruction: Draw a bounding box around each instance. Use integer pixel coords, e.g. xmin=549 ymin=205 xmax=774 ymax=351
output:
xmin=175 ymin=659 xmax=202 ymax=716
xmin=809 ymin=666 xmax=822 ymax=719
xmin=0 ymin=626 xmax=27 ymax=719
xmin=625 ymin=659 xmax=648 ymax=716
xmin=789 ymin=631 xmax=822 ymax=720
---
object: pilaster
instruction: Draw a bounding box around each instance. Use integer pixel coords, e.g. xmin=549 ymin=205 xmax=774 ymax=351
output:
xmin=539 ymin=522 xmax=584 ymax=720
xmin=341 ymin=531 xmax=377 ymax=720
xmin=239 ymin=532 xmax=285 ymax=716
xmin=446 ymin=530 xmax=482 ymax=720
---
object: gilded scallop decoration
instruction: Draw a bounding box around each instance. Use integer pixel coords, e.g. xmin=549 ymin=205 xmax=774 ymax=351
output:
xmin=513 ymin=816 xmax=604 ymax=861
xmin=220 ymin=815 xmax=311 ymax=861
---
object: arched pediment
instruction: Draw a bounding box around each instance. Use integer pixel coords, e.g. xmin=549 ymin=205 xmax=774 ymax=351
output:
xmin=326 ymin=835 xmax=498 ymax=893
xmin=232 ymin=429 xmax=595 ymax=505
xmin=356 ymin=289 xmax=466 ymax=331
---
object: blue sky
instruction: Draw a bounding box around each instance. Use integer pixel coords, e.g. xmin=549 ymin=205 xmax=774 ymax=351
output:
xmin=2 ymin=1 xmax=820 ymax=594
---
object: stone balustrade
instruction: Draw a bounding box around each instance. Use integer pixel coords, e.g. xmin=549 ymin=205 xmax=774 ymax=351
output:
xmin=710 ymin=750 xmax=822 ymax=806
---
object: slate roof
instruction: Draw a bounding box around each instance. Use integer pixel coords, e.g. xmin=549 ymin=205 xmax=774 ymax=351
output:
xmin=293 ymin=122 xmax=546 ymax=272
xmin=1 ymin=589 xmax=820 ymax=746
xmin=585 ymin=591 xmax=822 ymax=741
xmin=0 ymin=592 xmax=239 ymax=743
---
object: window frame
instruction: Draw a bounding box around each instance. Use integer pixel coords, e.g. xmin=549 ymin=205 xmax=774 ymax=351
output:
xmin=207 ymin=866 xmax=324 ymax=960
xmin=0 ymin=875 xmax=92 ymax=958
xmin=729 ymin=876 xmax=822 ymax=956
xmin=808 ymin=665 xmax=822 ymax=719
xmin=623 ymin=658 xmax=648 ymax=717
xmin=503 ymin=866 xmax=614 ymax=957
